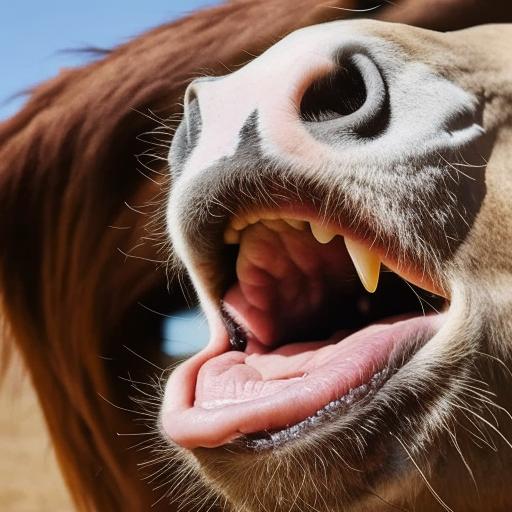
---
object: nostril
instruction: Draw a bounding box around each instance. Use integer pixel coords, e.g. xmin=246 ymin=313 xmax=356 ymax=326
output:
xmin=184 ymin=87 xmax=198 ymax=112
xmin=168 ymin=86 xmax=202 ymax=176
xmin=183 ymin=88 xmax=202 ymax=144
xmin=300 ymin=61 xmax=367 ymax=122
xmin=299 ymin=54 xmax=388 ymax=138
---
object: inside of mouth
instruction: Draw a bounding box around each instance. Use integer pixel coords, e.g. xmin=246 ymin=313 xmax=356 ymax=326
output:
xmin=221 ymin=217 xmax=445 ymax=355
xmin=177 ymin=214 xmax=449 ymax=447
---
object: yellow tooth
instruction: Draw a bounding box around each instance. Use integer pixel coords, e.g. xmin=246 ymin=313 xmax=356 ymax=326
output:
xmin=231 ymin=217 xmax=248 ymax=230
xmin=224 ymin=227 xmax=241 ymax=244
xmin=344 ymin=237 xmax=381 ymax=293
xmin=310 ymin=223 xmax=337 ymax=244
xmin=261 ymin=219 xmax=289 ymax=232
xmin=284 ymin=218 xmax=306 ymax=230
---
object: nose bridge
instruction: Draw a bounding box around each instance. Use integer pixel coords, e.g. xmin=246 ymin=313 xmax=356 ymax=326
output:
xmin=187 ymin=37 xmax=335 ymax=123
xmin=180 ymin=35 xmax=337 ymax=176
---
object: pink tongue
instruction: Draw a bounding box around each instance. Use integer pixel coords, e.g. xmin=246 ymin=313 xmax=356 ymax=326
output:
xmin=195 ymin=324 xmax=395 ymax=409
xmin=162 ymin=315 xmax=442 ymax=448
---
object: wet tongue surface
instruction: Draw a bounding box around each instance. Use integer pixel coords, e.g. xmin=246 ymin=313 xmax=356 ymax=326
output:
xmin=195 ymin=322 xmax=403 ymax=409
xmin=164 ymin=312 xmax=439 ymax=448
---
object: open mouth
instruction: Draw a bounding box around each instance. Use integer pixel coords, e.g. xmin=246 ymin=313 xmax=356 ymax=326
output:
xmin=162 ymin=209 xmax=448 ymax=449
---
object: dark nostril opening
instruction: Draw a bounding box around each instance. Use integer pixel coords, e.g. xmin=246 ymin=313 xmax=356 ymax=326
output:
xmin=168 ymin=88 xmax=202 ymax=177
xmin=300 ymin=61 xmax=367 ymax=122
xmin=185 ymin=88 xmax=198 ymax=109
xmin=183 ymin=90 xmax=202 ymax=147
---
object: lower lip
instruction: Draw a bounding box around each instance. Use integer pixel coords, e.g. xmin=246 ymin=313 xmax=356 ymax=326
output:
xmin=246 ymin=364 xmax=391 ymax=451
xmin=160 ymin=312 xmax=446 ymax=449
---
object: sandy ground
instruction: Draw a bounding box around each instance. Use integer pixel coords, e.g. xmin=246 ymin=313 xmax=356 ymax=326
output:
xmin=0 ymin=360 xmax=73 ymax=511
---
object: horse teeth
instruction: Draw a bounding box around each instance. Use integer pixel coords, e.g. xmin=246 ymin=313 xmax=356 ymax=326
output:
xmin=344 ymin=237 xmax=381 ymax=293
xmin=310 ymin=223 xmax=337 ymax=244
xmin=284 ymin=219 xmax=306 ymax=230
xmin=261 ymin=219 xmax=288 ymax=231
xmin=231 ymin=217 xmax=248 ymax=230
xmin=227 ymin=215 xmax=381 ymax=294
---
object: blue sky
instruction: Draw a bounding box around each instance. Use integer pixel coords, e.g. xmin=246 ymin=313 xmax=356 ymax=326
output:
xmin=0 ymin=1 xmax=220 ymax=120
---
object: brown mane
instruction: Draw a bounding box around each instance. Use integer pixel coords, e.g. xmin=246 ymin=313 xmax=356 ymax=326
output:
xmin=1 ymin=1 xmax=512 ymax=510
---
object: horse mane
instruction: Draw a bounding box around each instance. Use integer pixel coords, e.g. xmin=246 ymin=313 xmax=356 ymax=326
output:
xmin=2 ymin=0 xmax=512 ymax=510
